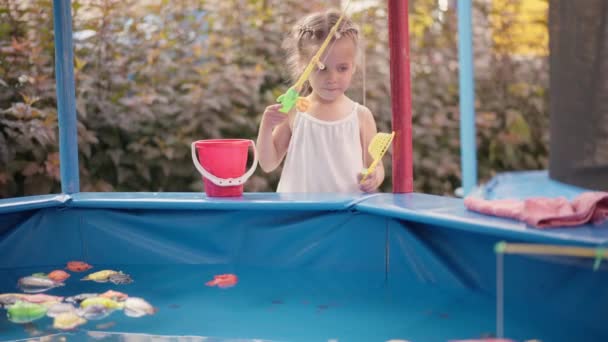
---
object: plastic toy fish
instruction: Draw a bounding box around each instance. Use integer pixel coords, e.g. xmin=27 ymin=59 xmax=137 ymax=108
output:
xmin=0 ymin=293 xmax=20 ymax=308
xmin=276 ymin=0 xmax=352 ymax=113
xmin=48 ymin=270 xmax=71 ymax=282
xmin=108 ymin=272 xmax=133 ymax=284
xmin=17 ymin=293 xmax=64 ymax=304
xmin=65 ymin=293 xmax=98 ymax=304
xmin=124 ymin=297 xmax=157 ymax=318
xmin=77 ymin=304 xmax=112 ymax=320
xmin=17 ymin=276 xmax=64 ymax=293
xmin=99 ymin=290 xmax=128 ymax=301
xmin=81 ymin=270 xmax=119 ymax=282
xmin=80 ymin=297 xmax=124 ymax=310
xmin=66 ymin=261 xmax=92 ymax=272
xmin=46 ymin=302 xmax=77 ymax=318
xmin=205 ymin=274 xmax=238 ymax=288
xmin=53 ymin=312 xmax=87 ymax=330
xmin=7 ymin=301 xmax=48 ymax=324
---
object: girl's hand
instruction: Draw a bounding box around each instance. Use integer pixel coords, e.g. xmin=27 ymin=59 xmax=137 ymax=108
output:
xmin=261 ymin=104 xmax=288 ymax=130
xmin=358 ymin=168 xmax=382 ymax=193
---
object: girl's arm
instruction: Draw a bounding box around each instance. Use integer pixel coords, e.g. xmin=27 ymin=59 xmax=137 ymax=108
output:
xmin=256 ymin=104 xmax=292 ymax=172
xmin=358 ymin=105 xmax=385 ymax=192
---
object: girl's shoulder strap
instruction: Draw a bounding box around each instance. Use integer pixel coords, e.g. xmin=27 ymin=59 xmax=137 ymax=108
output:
xmin=289 ymin=110 xmax=300 ymax=131
xmin=351 ymin=101 xmax=359 ymax=115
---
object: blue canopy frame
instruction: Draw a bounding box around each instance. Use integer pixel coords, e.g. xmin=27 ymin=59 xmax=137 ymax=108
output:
xmin=457 ymin=0 xmax=477 ymax=195
xmin=53 ymin=0 xmax=79 ymax=194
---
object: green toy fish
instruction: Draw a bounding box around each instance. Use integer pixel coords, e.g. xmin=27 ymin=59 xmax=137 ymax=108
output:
xmin=7 ymin=300 xmax=48 ymax=324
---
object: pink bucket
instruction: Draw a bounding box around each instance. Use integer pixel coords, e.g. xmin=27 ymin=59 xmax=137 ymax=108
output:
xmin=191 ymin=139 xmax=258 ymax=197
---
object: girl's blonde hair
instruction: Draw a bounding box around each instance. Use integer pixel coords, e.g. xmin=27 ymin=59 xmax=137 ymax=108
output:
xmin=282 ymin=9 xmax=359 ymax=85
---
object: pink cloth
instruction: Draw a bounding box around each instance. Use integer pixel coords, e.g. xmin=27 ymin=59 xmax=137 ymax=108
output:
xmin=464 ymin=192 xmax=608 ymax=228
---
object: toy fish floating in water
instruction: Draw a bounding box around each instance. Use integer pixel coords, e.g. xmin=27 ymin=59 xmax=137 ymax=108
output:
xmin=7 ymin=301 xmax=48 ymax=324
xmin=77 ymin=304 xmax=113 ymax=320
xmin=80 ymin=297 xmax=124 ymax=310
xmin=2 ymin=288 xmax=157 ymax=331
xmin=66 ymin=261 xmax=92 ymax=272
xmin=205 ymin=274 xmax=238 ymax=288
xmin=0 ymin=293 xmax=20 ymax=308
xmin=65 ymin=293 xmax=98 ymax=304
xmin=81 ymin=270 xmax=132 ymax=284
xmin=99 ymin=290 xmax=128 ymax=301
xmin=81 ymin=270 xmax=119 ymax=282
xmin=17 ymin=276 xmax=64 ymax=293
xmin=46 ymin=302 xmax=77 ymax=318
xmin=108 ymin=272 xmax=133 ymax=284
xmin=48 ymin=270 xmax=71 ymax=282
xmin=124 ymin=297 xmax=157 ymax=318
xmin=53 ymin=311 xmax=87 ymax=330
xmin=17 ymin=293 xmax=64 ymax=304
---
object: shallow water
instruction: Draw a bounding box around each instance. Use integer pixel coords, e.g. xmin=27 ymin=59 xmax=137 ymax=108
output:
xmin=0 ymin=264 xmax=592 ymax=341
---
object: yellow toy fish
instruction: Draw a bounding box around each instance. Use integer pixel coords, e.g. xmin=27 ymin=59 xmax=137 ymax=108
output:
xmin=53 ymin=312 xmax=87 ymax=330
xmin=80 ymin=297 xmax=124 ymax=310
xmin=81 ymin=270 xmax=119 ymax=282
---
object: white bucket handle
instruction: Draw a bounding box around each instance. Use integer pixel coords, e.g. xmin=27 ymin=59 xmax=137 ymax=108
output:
xmin=191 ymin=140 xmax=258 ymax=187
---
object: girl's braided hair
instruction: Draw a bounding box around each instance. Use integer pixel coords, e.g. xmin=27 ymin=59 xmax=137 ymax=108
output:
xmin=282 ymin=9 xmax=359 ymax=87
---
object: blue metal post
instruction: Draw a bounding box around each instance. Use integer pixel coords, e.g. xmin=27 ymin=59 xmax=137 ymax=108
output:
xmin=53 ymin=0 xmax=80 ymax=193
xmin=457 ymin=0 xmax=477 ymax=196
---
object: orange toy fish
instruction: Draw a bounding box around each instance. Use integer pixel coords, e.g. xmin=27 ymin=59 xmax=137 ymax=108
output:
xmin=66 ymin=261 xmax=92 ymax=272
xmin=205 ymin=274 xmax=238 ymax=288
xmin=48 ymin=270 xmax=71 ymax=282
xmin=99 ymin=290 xmax=128 ymax=301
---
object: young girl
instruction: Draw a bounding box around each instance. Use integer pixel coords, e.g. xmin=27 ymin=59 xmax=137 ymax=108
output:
xmin=256 ymin=10 xmax=384 ymax=193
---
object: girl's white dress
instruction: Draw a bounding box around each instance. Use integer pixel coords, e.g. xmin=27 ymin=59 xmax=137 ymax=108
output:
xmin=277 ymin=103 xmax=363 ymax=193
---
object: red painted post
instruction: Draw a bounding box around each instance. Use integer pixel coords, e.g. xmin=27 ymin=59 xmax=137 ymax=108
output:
xmin=388 ymin=0 xmax=413 ymax=193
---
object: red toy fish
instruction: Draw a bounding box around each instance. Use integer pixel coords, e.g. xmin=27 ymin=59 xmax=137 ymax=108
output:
xmin=205 ymin=274 xmax=238 ymax=288
xmin=66 ymin=261 xmax=92 ymax=272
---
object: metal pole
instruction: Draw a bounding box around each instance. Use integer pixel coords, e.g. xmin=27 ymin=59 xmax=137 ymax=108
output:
xmin=388 ymin=0 xmax=413 ymax=193
xmin=457 ymin=0 xmax=477 ymax=196
xmin=53 ymin=0 xmax=80 ymax=193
